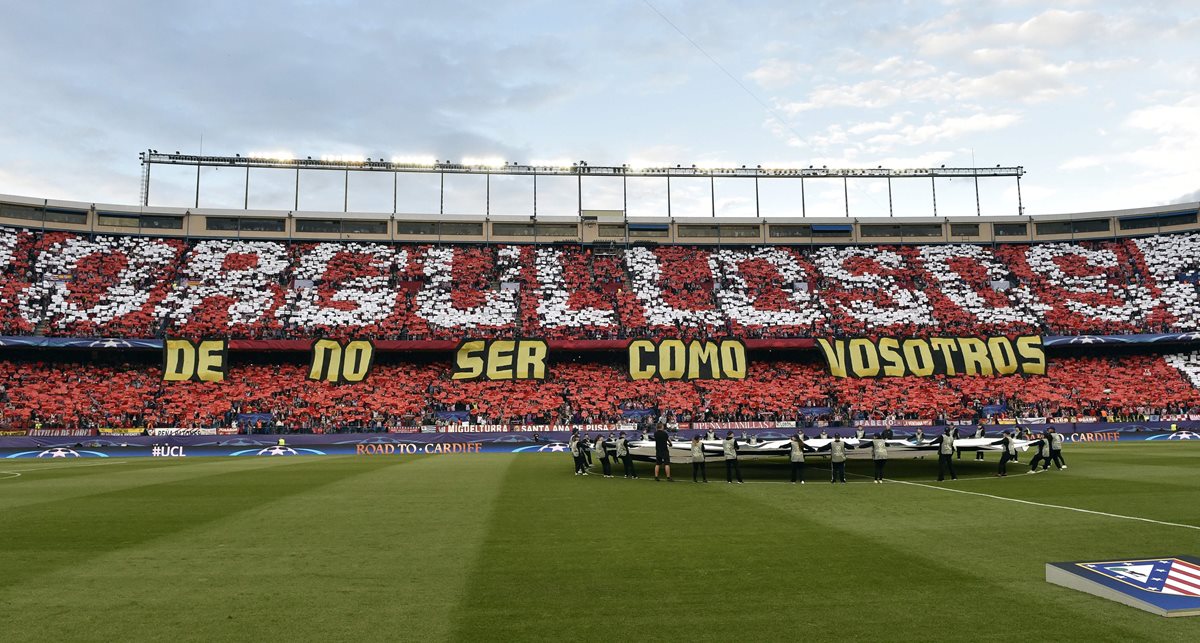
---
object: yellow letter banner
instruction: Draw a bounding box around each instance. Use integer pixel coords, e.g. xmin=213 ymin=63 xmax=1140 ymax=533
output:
xmin=450 ymin=339 xmax=549 ymax=380
xmin=626 ymin=338 xmax=748 ymax=381
xmin=816 ymin=336 xmax=1045 ymax=378
xmin=308 ymin=339 xmax=376 ymax=383
xmin=163 ymin=338 xmax=229 ymax=382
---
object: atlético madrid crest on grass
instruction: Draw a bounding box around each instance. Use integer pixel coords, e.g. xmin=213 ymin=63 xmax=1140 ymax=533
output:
xmin=1047 ymin=556 xmax=1200 ymax=617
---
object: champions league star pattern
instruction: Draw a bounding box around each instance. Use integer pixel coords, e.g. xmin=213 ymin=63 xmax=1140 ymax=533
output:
xmin=5 ymin=226 xmax=1200 ymax=340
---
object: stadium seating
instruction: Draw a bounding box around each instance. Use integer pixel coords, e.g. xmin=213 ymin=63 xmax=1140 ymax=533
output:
xmin=0 ymin=228 xmax=38 ymax=335
xmin=3 ymin=225 xmax=1200 ymax=339
xmin=2 ymin=354 xmax=1197 ymax=431
xmin=157 ymin=239 xmax=290 ymax=338
xmin=281 ymin=242 xmax=409 ymax=339
xmin=30 ymin=233 xmax=186 ymax=337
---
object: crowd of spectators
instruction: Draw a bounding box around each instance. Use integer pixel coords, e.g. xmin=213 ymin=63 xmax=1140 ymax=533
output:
xmin=2 ymin=226 xmax=1200 ymax=341
xmin=2 ymin=353 xmax=1198 ymax=432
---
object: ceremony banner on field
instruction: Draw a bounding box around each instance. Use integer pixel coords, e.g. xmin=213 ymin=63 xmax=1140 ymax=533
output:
xmin=817 ymin=336 xmax=1045 ymax=378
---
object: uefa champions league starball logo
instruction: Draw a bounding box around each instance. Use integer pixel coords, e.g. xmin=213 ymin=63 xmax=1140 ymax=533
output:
xmin=509 ymin=442 xmax=569 ymax=453
xmin=229 ymin=446 xmax=325 ymax=457
xmin=257 ymin=446 xmax=299 ymax=456
xmin=1146 ymin=431 xmax=1199 ymax=441
xmin=37 ymin=448 xmax=81 ymax=458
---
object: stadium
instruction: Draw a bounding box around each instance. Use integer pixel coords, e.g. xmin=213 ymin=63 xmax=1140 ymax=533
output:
xmin=3 ymin=174 xmax=1200 ymax=638
xmin=4 ymin=3 xmax=1200 ymax=642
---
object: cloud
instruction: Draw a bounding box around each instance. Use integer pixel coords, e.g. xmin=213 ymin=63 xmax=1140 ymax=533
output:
xmin=873 ymin=113 xmax=1020 ymax=147
xmin=915 ymin=9 xmax=1107 ymax=57
xmin=0 ymin=0 xmax=1194 ymax=218
xmin=847 ymin=113 xmax=909 ymax=136
xmin=1055 ymin=96 xmax=1200 ymax=206
xmin=782 ymin=110 xmax=1019 ymax=161
xmin=748 ymin=58 xmax=811 ymax=89
xmin=1125 ymin=97 xmax=1200 ymax=137
xmin=1170 ymin=187 xmax=1200 ymax=203
xmin=777 ymin=56 xmax=1111 ymax=114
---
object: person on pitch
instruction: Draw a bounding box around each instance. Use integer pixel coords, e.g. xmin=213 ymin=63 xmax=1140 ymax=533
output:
xmin=789 ymin=433 xmax=806 ymax=484
xmin=871 ymin=432 xmax=888 ymax=483
xmin=1048 ymin=427 xmax=1067 ymax=470
xmin=616 ymin=431 xmax=637 ymax=479
xmin=596 ymin=434 xmax=614 ymax=478
xmin=854 ymin=426 xmax=865 ymax=440
xmin=653 ymin=423 xmax=673 ymax=482
xmin=913 ymin=427 xmax=925 ymax=444
xmin=974 ymin=425 xmax=986 ymax=460
xmin=997 ymin=430 xmax=1016 ymax=477
xmin=723 ymin=431 xmax=743 ymax=484
xmin=690 ymin=435 xmax=708 ymax=483
xmin=569 ymin=433 xmax=587 ymax=476
xmin=1028 ymin=432 xmax=1051 ymax=473
xmin=937 ymin=427 xmax=957 ymax=481
xmin=829 ymin=434 xmax=847 ymax=483
xmin=1009 ymin=426 xmax=1022 ymax=464
xmin=581 ymin=434 xmax=594 ymax=468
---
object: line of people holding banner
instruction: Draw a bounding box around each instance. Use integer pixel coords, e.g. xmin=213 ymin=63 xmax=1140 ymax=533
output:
xmin=567 ymin=424 xmax=1068 ymax=483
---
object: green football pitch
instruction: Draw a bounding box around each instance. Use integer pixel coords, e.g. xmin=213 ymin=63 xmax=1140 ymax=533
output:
xmin=2 ymin=443 xmax=1198 ymax=642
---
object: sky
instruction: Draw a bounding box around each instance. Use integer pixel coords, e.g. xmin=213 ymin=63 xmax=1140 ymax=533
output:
xmin=0 ymin=0 xmax=1197 ymax=219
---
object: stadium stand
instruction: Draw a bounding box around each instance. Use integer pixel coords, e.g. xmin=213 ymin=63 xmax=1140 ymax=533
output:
xmin=2 ymin=226 xmax=1200 ymax=339
xmin=2 ymin=354 xmax=1198 ymax=432
xmin=3 ymin=220 xmax=1200 ymax=433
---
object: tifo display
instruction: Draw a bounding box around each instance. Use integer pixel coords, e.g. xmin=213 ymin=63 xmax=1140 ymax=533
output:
xmin=2 ymin=223 xmax=1200 ymax=437
xmin=3 ymin=228 xmax=1200 ymax=340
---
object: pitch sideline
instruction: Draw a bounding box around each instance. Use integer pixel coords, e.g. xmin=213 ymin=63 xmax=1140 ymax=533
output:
xmin=885 ymin=476 xmax=1200 ymax=532
xmin=0 ymin=460 xmax=129 ymax=478
xmin=578 ymin=463 xmax=1200 ymax=532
